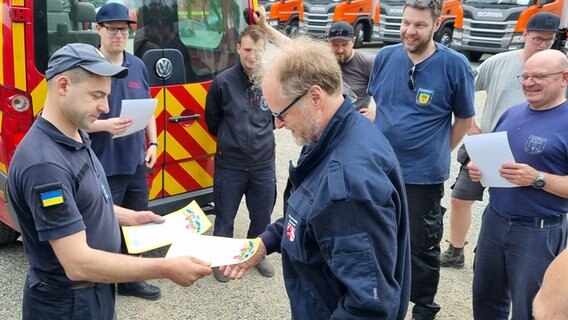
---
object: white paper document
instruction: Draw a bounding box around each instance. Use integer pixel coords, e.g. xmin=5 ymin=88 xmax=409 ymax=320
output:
xmin=464 ymin=131 xmax=518 ymax=188
xmin=166 ymin=234 xmax=260 ymax=267
xmin=113 ymin=98 xmax=158 ymax=138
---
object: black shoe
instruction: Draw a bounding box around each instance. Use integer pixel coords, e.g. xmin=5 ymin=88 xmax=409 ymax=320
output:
xmin=117 ymin=281 xmax=161 ymax=300
xmin=440 ymin=243 xmax=465 ymax=269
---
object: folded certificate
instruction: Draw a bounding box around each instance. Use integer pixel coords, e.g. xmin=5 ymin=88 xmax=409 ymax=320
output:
xmin=122 ymin=200 xmax=212 ymax=254
xmin=113 ymin=98 xmax=158 ymax=138
xmin=166 ymin=234 xmax=260 ymax=267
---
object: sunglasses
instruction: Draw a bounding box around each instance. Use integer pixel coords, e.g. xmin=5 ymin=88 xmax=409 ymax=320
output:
xmin=405 ymin=0 xmax=441 ymax=15
xmin=329 ymin=28 xmax=353 ymax=39
xmin=408 ymin=65 xmax=416 ymax=91
xmin=272 ymin=92 xmax=307 ymax=121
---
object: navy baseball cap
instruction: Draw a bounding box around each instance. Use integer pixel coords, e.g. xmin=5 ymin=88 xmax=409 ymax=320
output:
xmin=526 ymin=12 xmax=560 ymax=32
xmin=328 ymin=21 xmax=354 ymax=41
xmin=45 ymin=43 xmax=128 ymax=80
xmin=96 ymin=2 xmax=137 ymax=24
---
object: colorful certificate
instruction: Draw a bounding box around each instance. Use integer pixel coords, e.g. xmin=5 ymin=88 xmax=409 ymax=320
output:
xmin=166 ymin=234 xmax=260 ymax=267
xmin=122 ymin=200 xmax=212 ymax=254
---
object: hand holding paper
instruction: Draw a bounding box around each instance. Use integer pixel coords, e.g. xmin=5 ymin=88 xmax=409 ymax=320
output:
xmin=121 ymin=201 xmax=211 ymax=254
xmin=463 ymin=132 xmax=518 ymax=188
xmin=113 ymin=98 xmax=158 ymax=138
xmin=166 ymin=234 xmax=261 ymax=268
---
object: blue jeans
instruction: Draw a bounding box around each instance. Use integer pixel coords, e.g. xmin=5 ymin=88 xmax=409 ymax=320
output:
xmin=473 ymin=206 xmax=567 ymax=320
xmin=213 ymin=163 xmax=276 ymax=238
xmin=406 ymin=183 xmax=445 ymax=320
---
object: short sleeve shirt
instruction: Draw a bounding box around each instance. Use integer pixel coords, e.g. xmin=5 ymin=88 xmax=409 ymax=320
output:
xmin=8 ymin=117 xmax=121 ymax=286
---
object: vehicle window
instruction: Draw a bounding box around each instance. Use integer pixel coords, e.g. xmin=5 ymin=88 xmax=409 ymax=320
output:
xmin=35 ymin=0 xmax=245 ymax=83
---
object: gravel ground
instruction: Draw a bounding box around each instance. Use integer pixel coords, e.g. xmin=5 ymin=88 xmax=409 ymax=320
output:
xmin=0 ymin=52 xmax=489 ymax=320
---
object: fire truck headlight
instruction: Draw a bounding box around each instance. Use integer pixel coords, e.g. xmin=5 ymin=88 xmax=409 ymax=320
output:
xmin=9 ymin=95 xmax=30 ymax=112
xmin=510 ymin=33 xmax=524 ymax=44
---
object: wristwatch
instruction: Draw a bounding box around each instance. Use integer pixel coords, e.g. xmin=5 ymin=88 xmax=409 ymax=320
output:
xmin=532 ymin=171 xmax=546 ymax=189
xmin=149 ymin=142 xmax=159 ymax=148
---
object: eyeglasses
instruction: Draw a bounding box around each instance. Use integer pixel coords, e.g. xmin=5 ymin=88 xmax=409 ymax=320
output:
xmin=272 ymin=92 xmax=307 ymax=121
xmin=101 ymin=24 xmax=130 ymax=36
xmin=516 ymin=71 xmax=565 ymax=83
xmin=530 ymin=36 xmax=555 ymax=46
xmin=408 ymin=65 xmax=416 ymax=91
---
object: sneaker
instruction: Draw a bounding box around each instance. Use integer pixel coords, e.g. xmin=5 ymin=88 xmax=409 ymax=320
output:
xmin=213 ymin=267 xmax=230 ymax=283
xmin=117 ymin=281 xmax=161 ymax=300
xmin=255 ymin=257 xmax=275 ymax=278
xmin=440 ymin=243 xmax=465 ymax=269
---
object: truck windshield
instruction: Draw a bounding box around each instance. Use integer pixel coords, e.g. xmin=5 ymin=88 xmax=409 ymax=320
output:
xmin=462 ymin=0 xmax=532 ymax=5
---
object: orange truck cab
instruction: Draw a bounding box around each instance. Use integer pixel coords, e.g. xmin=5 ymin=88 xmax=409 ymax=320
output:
xmin=0 ymin=0 xmax=256 ymax=245
xmin=375 ymin=0 xmax=461 ymax=46
xmin=451 ymin=0 xmax=567 ymax=62
xmin=260 ymin=0 xmax=303 ymax=35
xmin=299 ymin=0 xmax=380 ymax=48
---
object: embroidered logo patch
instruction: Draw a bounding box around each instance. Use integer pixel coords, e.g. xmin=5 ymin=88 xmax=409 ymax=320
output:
xmin=40 ymin=189 xmax=64 ymax=207
xmin=416 ymin=88 xmax=434 ymax=106
xmin=286 ymin=216 xmax=297 ymax=242
xmin=525 ymin=135 xmax=547 ymax=155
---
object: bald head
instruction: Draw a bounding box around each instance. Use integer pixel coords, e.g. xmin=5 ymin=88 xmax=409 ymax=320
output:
xmin=525 ymin=49 xmax=568 ymax=71
xmin=533 ymin=250 xmax=568 ymax=319
xmin=521 ymin=49 xmax=568 ymax=110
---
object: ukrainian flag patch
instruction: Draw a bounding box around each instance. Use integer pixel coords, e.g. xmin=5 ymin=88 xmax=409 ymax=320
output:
xmin=40 ymin=189 xmax=64 ymax=207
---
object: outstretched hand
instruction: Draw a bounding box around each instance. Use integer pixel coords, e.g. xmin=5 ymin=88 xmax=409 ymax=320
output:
xmin=220 ymin=240 xmax=267 ymax=280
xmin=168 ymin=256 xmax=212 ymax=287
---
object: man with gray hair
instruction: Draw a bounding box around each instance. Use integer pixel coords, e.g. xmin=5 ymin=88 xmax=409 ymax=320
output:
xmin=222 ymin=36 xmax=411 ymax=319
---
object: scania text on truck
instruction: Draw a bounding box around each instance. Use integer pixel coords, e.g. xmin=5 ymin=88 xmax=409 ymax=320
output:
xmin=299 ymin=0 xmax=380 ymax=48
xmin=260 ymin=0 xmax=303 ymax=34
xmin=0 ymin=0 xmax=255 ymax=245
xmin=375 ymin=0 xmax=461 ymax=46
xmin=451 ymin=0 xmax=567 ymax=62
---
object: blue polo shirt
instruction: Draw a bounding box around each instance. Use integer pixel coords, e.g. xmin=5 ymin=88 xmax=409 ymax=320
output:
xmin=368 ymin=44 xmax=475 ymax=184
xmin=90 ymin=51 xmax=151 ymax=176
xmin=8 ymin=116 xmax=121 ymax=287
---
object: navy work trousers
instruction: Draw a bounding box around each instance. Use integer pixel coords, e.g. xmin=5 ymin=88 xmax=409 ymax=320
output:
xmin=23 ymin=277 xmax=115 ymax=320
xmin=473 ymin=206 xmax=567 ymax=320
xmin=213 ymin=163 xmax=276 ymax=238
xmin=107 ymin=165 xmax=149 ymax=254
xmin=406 ymin=183 xmax=445 ymax=320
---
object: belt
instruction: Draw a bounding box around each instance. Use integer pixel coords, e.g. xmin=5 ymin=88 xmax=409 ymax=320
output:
xmin=40 ymin=281 xmax=97 ymax=290
xmin=494 ymin=209 xmax=565 ymax=229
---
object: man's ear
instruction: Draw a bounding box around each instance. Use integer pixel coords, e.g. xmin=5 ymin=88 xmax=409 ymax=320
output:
xmin=56 ymin=76 xmax=71 ymax=96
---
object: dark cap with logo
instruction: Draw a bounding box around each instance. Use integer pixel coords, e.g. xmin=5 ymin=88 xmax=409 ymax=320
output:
xmin=526 ymin=12 xmax=560 ymax=32
xmin=96 ymin=2 xmax=137 ymax=24
xmin=328 ymin=21 xmax=354 ymax=41
xmin=45 ymin=43 xmax=128 ymax=80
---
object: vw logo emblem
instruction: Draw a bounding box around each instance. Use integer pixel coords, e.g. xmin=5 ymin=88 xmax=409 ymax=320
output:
xmin=155 ymin=58 xmax=173 ymax=79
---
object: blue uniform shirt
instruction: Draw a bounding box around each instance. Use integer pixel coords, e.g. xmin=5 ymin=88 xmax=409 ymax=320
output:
xmin=368 ymin=44 xmax=475 ymax=184
xmin=490 ymin=101 xmax=568 ymax=218
xmin=8 ymin=117 xmax=121 ymax=286
xmin=90 ymin=51 xmax=150 ymax=176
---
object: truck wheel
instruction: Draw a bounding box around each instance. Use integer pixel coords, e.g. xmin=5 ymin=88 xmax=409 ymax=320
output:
xmin=353 ymin=23 xmax=364 ymax=49
xmin=0 ymin=221 xmax=19 ymax=245
xmin=286 ymin=20 xmax=299 ymax=36
xmin=435 ymin=26 xmax=452 ymax=47
xmin=464 ymin=51 xmax=483 ymax=62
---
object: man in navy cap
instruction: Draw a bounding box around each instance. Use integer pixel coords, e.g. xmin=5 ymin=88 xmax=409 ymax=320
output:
xmin=86 ymin=2 xmax=161 ymax=300
xmin=8 ymin=43 xmax=211 ymax=320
